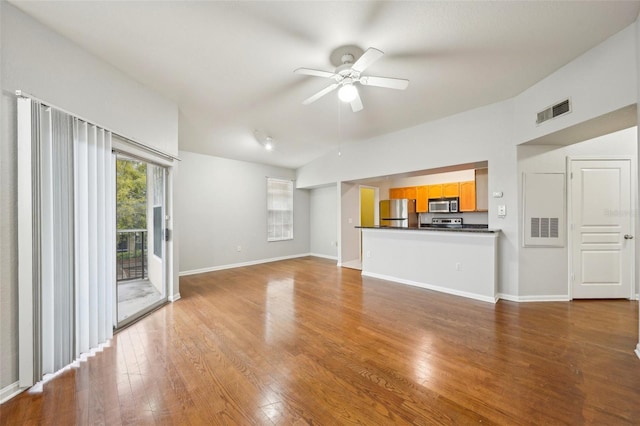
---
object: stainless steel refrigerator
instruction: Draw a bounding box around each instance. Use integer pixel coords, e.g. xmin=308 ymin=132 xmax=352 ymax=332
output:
xmin=379 ymin=199 xmax=418 ymax=228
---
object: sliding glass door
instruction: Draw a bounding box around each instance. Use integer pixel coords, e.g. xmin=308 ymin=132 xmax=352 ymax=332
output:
xmin=115 ymin=156 xmax=167 ymax=327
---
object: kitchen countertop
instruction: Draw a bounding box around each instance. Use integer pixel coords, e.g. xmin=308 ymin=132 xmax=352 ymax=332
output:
xmin=356 ymin=225 xmax=500 ymax=234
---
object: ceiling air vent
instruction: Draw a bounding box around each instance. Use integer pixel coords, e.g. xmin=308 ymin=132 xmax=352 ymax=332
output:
xmin=536 ymin=98 xmax=571 ymax=124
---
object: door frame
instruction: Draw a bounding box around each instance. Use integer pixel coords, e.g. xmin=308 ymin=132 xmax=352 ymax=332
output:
xmin=112 ymin=145 xmax=174 ymax=329
xmin=358 ymin=185 xmax=379 ymax=262
xmin=566 ymin=155 xmax=637 ymax=300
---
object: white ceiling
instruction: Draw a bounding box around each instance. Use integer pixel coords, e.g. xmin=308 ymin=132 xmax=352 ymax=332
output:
xmin=9 ymin=1 xmax=640 ymax=169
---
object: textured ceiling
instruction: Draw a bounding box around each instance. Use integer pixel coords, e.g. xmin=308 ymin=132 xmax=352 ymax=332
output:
xmin=9 ymin=1 xmax=640 ymax=168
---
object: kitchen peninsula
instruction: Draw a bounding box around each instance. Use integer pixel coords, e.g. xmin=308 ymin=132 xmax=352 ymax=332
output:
xmin=357 ymin=226 xmax=500 ymax=303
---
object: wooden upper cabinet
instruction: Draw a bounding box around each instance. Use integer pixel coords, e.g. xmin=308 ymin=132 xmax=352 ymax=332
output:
xmin=459 ymin=181 xmax=476 ymax=212
xmin=389 ymin=188 xmax=404 ymax=199
xmin=390 ymin=186 xmax=417 ymax=200
xmin=428 ymin=184 xmax=443 ymax=199
xmin=416 ymin=186 xmax=429 ymax=212
xmin=443 ymin=182 xmax=459 ymax=197
xmin=403 ymin=186 xmax=417 ymax=200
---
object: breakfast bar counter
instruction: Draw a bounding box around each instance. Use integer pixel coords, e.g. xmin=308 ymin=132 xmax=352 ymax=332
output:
xmin=357 ymin=226 xmax=500 ymax=303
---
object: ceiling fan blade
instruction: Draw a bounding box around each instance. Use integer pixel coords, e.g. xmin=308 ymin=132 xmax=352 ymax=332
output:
xmin=360 ymin=75 xmax=409 ymax=90
xmin=302 ymin=83 xmax=339 ymax=105
xmin=350 ymin=90 xmax=363 ymax=112
xmin=294 ymin=68 xmax=336 ymax=78
xmin=352 ymin=47 xmax=384 ymax=73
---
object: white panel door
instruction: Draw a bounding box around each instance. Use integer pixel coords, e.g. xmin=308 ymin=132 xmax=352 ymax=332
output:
xmin=570 ymin=159 xmax=633 ymax=299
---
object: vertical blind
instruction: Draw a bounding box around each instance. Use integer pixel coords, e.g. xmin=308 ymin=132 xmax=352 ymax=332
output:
xmin=266 ymin=178 xmax=294 ymax=242
xmin=18 ymin=97 xmax=115 ymax=386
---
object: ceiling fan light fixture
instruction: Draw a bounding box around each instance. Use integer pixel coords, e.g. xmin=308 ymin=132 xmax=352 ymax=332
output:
xmin=338 ymin=83 xmax=358 ymax=103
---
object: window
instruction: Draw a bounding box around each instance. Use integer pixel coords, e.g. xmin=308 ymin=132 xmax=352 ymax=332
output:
xmin=267 ymin=177 xmax=294 ymax=241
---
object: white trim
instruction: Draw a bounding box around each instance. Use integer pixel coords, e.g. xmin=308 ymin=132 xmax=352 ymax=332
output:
xmin=362 ymin=271 xmax=498 ymax=304
xmin=308 ymin=253 xmax=339 ymax=261
xmin=0 ymin=382 xmax=24 ymax=404
xmin=635 ymin=343 xmax=640 ymax=360
xmin=169 ymin=293 xmax=181 ymax=302
xmin=497 ymin=293 xmax=571 ymax=302
xmin=179 ymin=253 xmax=312 ymax=276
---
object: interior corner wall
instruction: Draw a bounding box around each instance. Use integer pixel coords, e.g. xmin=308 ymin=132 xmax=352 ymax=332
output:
xmin=175 ymin=151 xmax=310 ymax=274
xmin=0 ymin=3 xmax=179 ymax=389
xmin=517 ymin=127 xmax=638 ymax=299
xmin=636 ymin=10 xmax=640 ymax=355
xmin=340 ymin=182 xmax=361 ymax=265
xmin=309 ymin=185 xmax=338 ymax=259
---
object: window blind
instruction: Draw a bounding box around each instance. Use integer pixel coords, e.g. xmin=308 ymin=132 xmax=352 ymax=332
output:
xmin=267 ymin=178 xmax=294 ymax=242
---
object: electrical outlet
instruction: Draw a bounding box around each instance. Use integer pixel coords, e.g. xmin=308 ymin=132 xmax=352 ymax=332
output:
xmin=348 ymin=218 xmax=353 ymax=224
xmin=366 ymin=251 xmax=371 ymax=258
xmin=497 ymin=205 xmax=506 ymax=217
xmin=455 ymin=262 xmax=461 ymax=271
xmin=236 ymin=245 xmax=242 ymax=252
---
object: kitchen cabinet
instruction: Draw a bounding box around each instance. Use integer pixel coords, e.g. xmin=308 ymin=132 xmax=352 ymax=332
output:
xmin=390 ymin=186 xmax=417 ymax=200
xmin=428 ymin=184 xmax=443 ymax=199
xmin=475 ymin=168 xmax=489 ymax=212
xmin=416 ymin=186 xmax=429 ymax=212
xmin=459 ymin=181 xmax=476 ymax=212
xmin=389 ymin=188 xmax=403 ymax=199
xmin=443 ymin=182 xmax=459 ymax=197
xmin=403 ymin=186 xmax=417 ymax=200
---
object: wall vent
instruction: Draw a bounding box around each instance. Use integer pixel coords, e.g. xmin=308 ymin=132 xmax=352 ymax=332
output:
xmin=530 ymin=217 xmax=559 ymax=238
xmin=536 ymin=99 xmax=571 ymax=124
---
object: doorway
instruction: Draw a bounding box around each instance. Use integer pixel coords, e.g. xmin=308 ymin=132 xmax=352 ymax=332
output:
xmin=115 ymin=156 xmax=168 ymax=327
xmin=569 ymin=158 xmax=635 ymax=299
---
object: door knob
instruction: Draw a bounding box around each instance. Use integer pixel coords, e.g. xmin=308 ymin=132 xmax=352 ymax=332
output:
xmin=624 ymin=234 xmax=634 ymax=239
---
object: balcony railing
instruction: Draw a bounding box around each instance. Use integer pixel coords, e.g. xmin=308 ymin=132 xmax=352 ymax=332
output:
xmin=116 ymin=229 xmax=147 ymax=282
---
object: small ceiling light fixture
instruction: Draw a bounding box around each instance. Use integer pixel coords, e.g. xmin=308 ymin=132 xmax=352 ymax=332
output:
xmin=264 ymin=136 xmax=274 ymax=151
xmin=338 ymin=82 xmax=358 ymax=103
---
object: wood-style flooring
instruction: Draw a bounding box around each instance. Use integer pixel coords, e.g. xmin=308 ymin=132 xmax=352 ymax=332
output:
xmin=2 ymin=256 xmax=640 ymax=425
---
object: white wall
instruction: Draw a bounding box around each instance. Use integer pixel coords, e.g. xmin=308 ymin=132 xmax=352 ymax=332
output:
xmin=517 ymin=127 xmax=637 ymax=299
xmin=339 ymin=182 xmax=361 ymax=266
xmin=0 ymin=3 xmax=179 ymax=390
xmin=636 ymin=10 xmax=640 ymax=359
xmin=297 ymin=21 xmax=638 ymax=301
xmin=390 ymin=170 xmax=476 ymax=188
xmin=513 ymin=23 xmax=637 ymax=145
xmin=298 ymin=100 xmax=520 ymax=297
xmin=309 ymin=185 xmax=338 ymax=259
xmin=176 ymin=151 xmax=310 ymax=274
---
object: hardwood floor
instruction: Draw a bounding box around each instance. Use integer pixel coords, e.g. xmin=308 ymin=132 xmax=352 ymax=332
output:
xmin=2 ymin=256 xmax=639 ymax=425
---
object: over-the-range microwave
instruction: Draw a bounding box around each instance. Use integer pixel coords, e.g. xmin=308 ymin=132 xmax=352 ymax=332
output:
xmin=428 ymin=198 xmax=459 ymax=213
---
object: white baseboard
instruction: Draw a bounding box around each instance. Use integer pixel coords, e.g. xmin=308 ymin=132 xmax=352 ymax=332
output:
xmin=179 ymin=253 xmax=312 ymax=276
xmin=497 ymin=293 xmax=570 ymax=302
xmin=169 ymin=293 xmax=181 ymax=302
xmin=362 ymin=271 xmax=497 ymax=304
xmin=0 ymin=381 xmax=23 ymax=403
xmin=636 ymin=343 xmax=640 ymax=360
xmin=308 ymin=253 xmax=338 ymax=261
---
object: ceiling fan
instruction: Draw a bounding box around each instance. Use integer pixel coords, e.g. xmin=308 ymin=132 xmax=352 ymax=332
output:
xmin=294 ymin=46 xmax=409 ymax=112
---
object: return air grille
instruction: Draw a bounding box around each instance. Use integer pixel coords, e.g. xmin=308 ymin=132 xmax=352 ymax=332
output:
xmin=530 ymin=217 xmax=559 ymax=238
xmin=536 ymin=99 xmax=571 ymax=124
